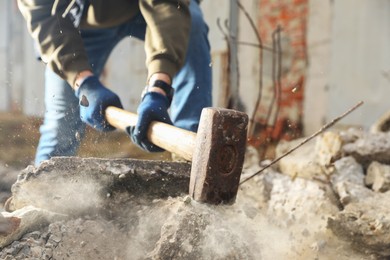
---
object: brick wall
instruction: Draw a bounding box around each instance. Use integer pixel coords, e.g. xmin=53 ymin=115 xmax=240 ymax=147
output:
xmin=249 ymin=0 xmax=308 ymax=148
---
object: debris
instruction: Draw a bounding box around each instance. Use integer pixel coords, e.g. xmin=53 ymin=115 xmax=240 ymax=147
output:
xmin=275 ymin=131 xmax=342 ymax=181
xmin=343 ymin=132 xmax=390 ymax=167
xmin=8 ymin=157 xmax=191 ymax=214
xmin=0 ymin=206 xmax=66 ymax=249
xmin=2 ymin=102 xmax=390 ymax=258
xmin=328 ymin=193 xmax=390 ymax=257
xmin=365 ymin=161 xmax=390 ymax=192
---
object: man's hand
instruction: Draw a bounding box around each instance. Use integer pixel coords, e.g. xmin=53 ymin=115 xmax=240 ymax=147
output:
xmin=75 ymin=76 xmax=123 ymax=131
xmin=128 ymin=92 xmax=172 ymax=152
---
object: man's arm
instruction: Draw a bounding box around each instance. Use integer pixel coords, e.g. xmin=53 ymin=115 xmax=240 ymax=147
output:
xmin=17 ymin=0 xmax=91 ymax=87
xmin=129 ymin=0 xmax=191 ymax=152
xmin=139 ymin=0 xmax=191 ymax=83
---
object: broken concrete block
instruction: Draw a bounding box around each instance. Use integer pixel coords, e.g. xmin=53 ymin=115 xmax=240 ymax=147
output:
xmin=0 ymin=214 xmax=20 ymax=237
xmin=365 ymin=161 xmax=390 ymax=192
xmin=267 ymin=172 xmax=338 ymax=228
xmin=147 ymin=204 xmax=210 ymax=259
xmin=0 ymin=206 xmax=66 ymax=249
xmin=147 ymin=202 xmax=254 ymax=260
xmin=331 ymin=156 xmax=365 ymax=186
xmin=9 ymin=157 xmax=191 ymax=215
xmin=314 ymin=131 xmax=343 ymax=168
xmin=276 ymin=138 xmax=324 ymax=180
xmin=343 ymin=132 xmax=390 ymax=167
xmin=276 ymin=132 xmax=343 ymax=180
xmin=328 ymin=158 xmax=390 ymax=256
xmin=338 ymin=127 xmax=365 ymax=144
xmin=330 ymin=157 xmax=368 ymax=206
xmin=328 ymin=193 xmax=390 ymax=257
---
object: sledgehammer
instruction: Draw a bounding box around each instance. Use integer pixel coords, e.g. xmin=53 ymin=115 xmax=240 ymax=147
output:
xmin=105 ymin=106 xmax=248 ymax=204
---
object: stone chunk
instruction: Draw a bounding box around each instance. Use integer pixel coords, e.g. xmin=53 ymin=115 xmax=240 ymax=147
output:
xmin=328 ymin=193 xmax=390 ymax=257
xmin=9 ymin=157 xmax=191 ymax=215
xmin=331 ymin=156 xmax=365 ymax=186
xmin=276 ymin=138 xmax=322 ymax=180
xmin=147 ymin=202 xmax=254 ymax=260
xmin=343 ymin=132 xmax=390 ymax=167
xmin=267 ymin=172 xmax=338 ymax=228
xmin=276 ymin=132 xmax=343 ymax=180
xmin=314 ymin=131 xmax=343 ymax=167
xmin=365 ymin=161 xmax=390 ymax=192
xmin=328 ymin=158 xmax=390 ymax=257
xmin=330 ymin=157 xmax=368 ymax=206
xmin=0 ymin=206 xmax=66 ymax=249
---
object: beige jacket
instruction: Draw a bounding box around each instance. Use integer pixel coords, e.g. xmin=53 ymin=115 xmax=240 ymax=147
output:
xmin=17 ymin=0 xmax=191 ymax=87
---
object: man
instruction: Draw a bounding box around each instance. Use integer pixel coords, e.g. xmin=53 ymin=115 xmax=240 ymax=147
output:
xmin=17 ymin=0 xmax=212 ymax=165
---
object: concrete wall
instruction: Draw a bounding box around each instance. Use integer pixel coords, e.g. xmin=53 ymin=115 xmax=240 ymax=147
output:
xmin=305 ymin=0 xmax=390 ymax=133
xmin=0 ymin=1 xmax=10 ymax=112
xmin=236 ymin=0 xmax=261 ymax=118
xmin=202 ymin=0 xmax=230 ymax=108
xmin=0 ymin=2 xmax=45 ymax=116
xmin=304 ymin=0 xmax=332 ymax=134
xmin=327 ymin=0 xmax=390 ymax=129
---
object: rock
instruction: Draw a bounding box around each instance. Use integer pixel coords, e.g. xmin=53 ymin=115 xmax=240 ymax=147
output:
xmin=365 ymin=161 xmax=390 ymax=192
xmin=276 ymin=132 xmax=343 ymax=180
xmin=0 ymin=215 xmax=129 ymax=260
xmin=328 ymin=193 xmax=390 ymax=257
xmin=0 ymin=214 xmax=21 ymax=236
xmin=331 ymin=156 xmax=365 ymax=186
xmin=314 ymin=131 xmax=343 ymax=168
xmin=338 ymin=127 xmax=365 ymax=144
xmin=147 ymin=204 xmax=210 ymax=259
xmin=0 ymin=206 xmax=66 ymax=249
xmin=330 ymin=157 xmax=368 ymax=206
xmin=343 ymin=132 xmax=390 ymax=167
xmin=147 ymin=202 xmax=255 ymax=260
xmin=328 ymin=157 xmax=390 ymax=257
xmin=49 ymin=218 xmax=128 ymax=260
xmin=370 ymin=110 xmax=390 ymax=133
xmin=276 ymin=138 xmax=323 ymax=180
xmin=9 ymin=157 xmax=191 ymax=214
xmin=267 ymin=173 xmax=338 ymax=228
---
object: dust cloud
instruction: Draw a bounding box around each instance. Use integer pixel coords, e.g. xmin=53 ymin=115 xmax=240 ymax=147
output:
xmin=13 ymin=173 xmax=105 ymax=215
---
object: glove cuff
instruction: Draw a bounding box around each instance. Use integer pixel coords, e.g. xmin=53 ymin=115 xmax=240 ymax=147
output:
xmin=141 ymin=91 xmax=171 ymax=108
xmin=74 ymin=75 xmax=99 ymax=98
xmin=142 ymin=80 xmax=173 ymax=106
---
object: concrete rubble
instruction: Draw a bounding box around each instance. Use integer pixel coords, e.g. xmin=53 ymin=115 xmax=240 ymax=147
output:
xmin=0 ymin=121 xmax=390 ymax=259
xmin=365 ymin=161 xmax=390 ymax=192
xmin=275 ymin=126 xmax=390 ymax=257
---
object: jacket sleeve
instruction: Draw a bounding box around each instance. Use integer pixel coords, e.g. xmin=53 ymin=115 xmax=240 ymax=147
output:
xmin=139 ymin=0 xmax=191 ymax=82
xmin=17 ymin=0 xmax=91 ymax=87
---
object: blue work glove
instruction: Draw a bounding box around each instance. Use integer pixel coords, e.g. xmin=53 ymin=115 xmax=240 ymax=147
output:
xmin=127 ymin=92 xmax=172 ymax=152
xmin=75 ymin=76 xmax=123 ymax=131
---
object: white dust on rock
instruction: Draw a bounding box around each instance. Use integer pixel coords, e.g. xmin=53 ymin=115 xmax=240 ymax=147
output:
xmin=13 ymin=173 xmax=105 ymax=216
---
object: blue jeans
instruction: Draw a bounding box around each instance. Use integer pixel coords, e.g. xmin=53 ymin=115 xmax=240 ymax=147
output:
xmin=35 ymin=0 xmax=212 ymax=165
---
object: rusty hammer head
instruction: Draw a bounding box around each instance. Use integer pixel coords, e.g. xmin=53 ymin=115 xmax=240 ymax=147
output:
xmin=189 ymin=108 xmax=248 ymax=204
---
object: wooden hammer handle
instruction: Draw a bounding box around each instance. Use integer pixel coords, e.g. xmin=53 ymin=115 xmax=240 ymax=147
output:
xmin=105 ymin=106 xmax=196 ymax=161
